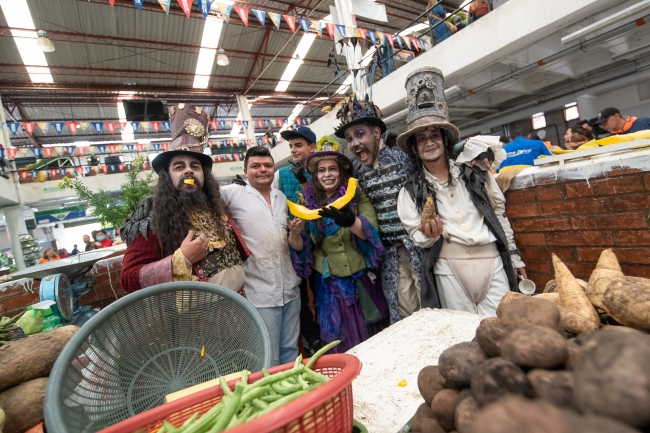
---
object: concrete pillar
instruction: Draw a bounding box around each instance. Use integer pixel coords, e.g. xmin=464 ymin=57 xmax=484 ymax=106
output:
xmin=0 ymin=95 xmax=11 ymax=149
xmin=235 ymin=95 xmax=256 ymax=142
xmin=3 ymin=206 xmax=27 ymax=270
xmin=576 ymin=94 xmax=599 ymax=121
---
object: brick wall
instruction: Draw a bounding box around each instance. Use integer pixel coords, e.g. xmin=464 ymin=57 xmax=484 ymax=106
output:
xmin=505 ymin=170 xmax=650 ymax=290
xmin=0 ymin=256 xmax=127 ymax=316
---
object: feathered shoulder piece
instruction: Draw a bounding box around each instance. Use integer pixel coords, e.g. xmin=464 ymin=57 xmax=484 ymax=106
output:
xmin=316 ymin=136 xmax=339 ymax=152
xmin=121 ymin=196 xmax=154 ymax=246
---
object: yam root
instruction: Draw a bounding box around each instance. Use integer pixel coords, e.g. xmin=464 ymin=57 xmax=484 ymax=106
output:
xmin=500 ymin=325 xmax=567 ymax=369
xmin=543 ymin=280 xmax=556 ymax=293
xmin=602 ymin=280 xmax=650 ymax=331
xmin=470 ymin=357 xmax=533 ymax=407
xmin=421 ymin=195 xmax=449 ymax=240
xmin=499 ymin=296 xmax=562 ymax=333
xmin=0 ymin=378 xmax=47 ymax=433
xmin=480 ymin=317 xmax=501 ymax=326
xmin=471 ymin=395 xmax=572 ymax=433
xmin=552 ymin=255 xmax=600 ymax=329
xmin=533 ymin=292 xmax=560 ymax=305
xmin=475 ymin=321 xmax=509 ymax=358
xmin=431 ymin=388 xmax=459 ymax=432
xmin=563 ymin=414 xmax=643 ymax=433
xmin=411 ymin=402 xmax=436 ymax=432
xmin=418 ymin=366 xmax=444 ymax=405
xmin=587 ymin=256 xmax=624 ymax=309
xmin=496 ymin=292 xmax=524 ymax=319
xmin=421 ymin=417 xmax=446 ymax=433
xmin=527 ymin=369 xmax=577 ymax=410
xmin=438 ymin=342 xmax=487 ymax=387
xmin=455 ymin=389 xmax=479 ymax=433
xmin=565 ymin=340 xmax=581 ymax=371
xmin=0 ymin=325 xmax=77 ymax=392
xmin=558 ymin=305 xmax=599 ymax=335
xmin=573 ymin=328 xmax=650 ymax=428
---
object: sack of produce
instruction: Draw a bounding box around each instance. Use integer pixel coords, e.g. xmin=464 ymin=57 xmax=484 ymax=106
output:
xmin=16 ymin=308 xmax=43 ymax=335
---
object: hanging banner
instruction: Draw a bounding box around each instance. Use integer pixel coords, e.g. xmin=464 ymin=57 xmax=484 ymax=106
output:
xmin=256 ymin=119 xmax=264 ymax=129
xmin=22 ymin=122 xmax=35 ymax=136
xmin=295 ymin=117 xmax=302 ymax=126
xmin=162 ymin=121 xmax=171 ymax=132
xmin=158 ymin=0 xmax=171 ymax=14
xmin=101 ymin=165 xmax=108 ymax=174
xmin=325 ymin=23 xmax=335 ymax=40
xmin=77 ymin=147 xmax=86 ymax=157
xmin=366 ymin=29 xmax=377 ymax=45
xmin=136 ymin=144 xmax=144 ymax=153
xmin=151 ymin=121 xmax=161 ymax=133
xmin=43 ymin=147 xmax=54 ymax=158
xmin=32 ymin=148 xmax=42 ymax=159
xmin=107 ymin=145 xmax=117 ymax=154
xmin=97 ymin=145 xmax=107 ymax=155
xmin=36 ymin=122 xmax=50 ymax=134
xmin=411 ymin=37 xmax=419 ymax=52
xmin=66 ymin=122 xmax=78 ymax=135
xmin=119 ymin=121 xmax=128 ymax=131
xmin=218 ymin=120 xmax=226 ymax=129
xmin=7 ymin=122 xmax=20 ymax=136
xmin=212 ymin=3 xmax=232 ymax=23
xmin=162 ymin=143 xmax=169 ymax=151
xmin=234 ymin=6 xmax=249 ymax=26
xmin=133 ymin=0 xmax=144 ymax=10
xmin=7 ymin=148 xmax=18 ymax=160
xmin=335 ymin=24 xmax=346 ymax=38
xmin=66 ymin=146 xmax=76 ymax=156
xmin=19 ymin=171 xmax=29 ymax=181
xmin=177 ymin=0 xmax=192 ymax=18
xmin=131 ymin=121 xmax=140 ymax=132
xmin=242 ymin=120 xmax=249 ymax=129
xmin=59 ymin=168 xmax=68 ymax=177
xmin=252 ymin=9 xmax=266 ymax=27
xmin=78 ymin=122 xmax=89 ymax=131
xmin=277 ymin=119 xmax=284 ymax=127
xmin=108 ymin=0 xmax=115 ymax=5
xmin=54 ymin=147 xmax=64 ymax=157
xmin=283 ymin=15 xmax=297 ymax=33
xmin=126 ymin=144 xmax=135 ymax=153
xmin=198 ymin=0 xmax=213 ymax=18
xmin=358 ymin=28 xmax=367 ymax=39
xmin=209 ymin=120 xmax=217 ymax=131
xmin=139 ymin=121 xmax=149 ymax=132
xmin=92 ymin=122 xmax=103 ymax=134
xmin=395 ymin=34 xmax=403 ymax=49
xmin=385 ymin=33 xmax=394 ymax=49
xmin=105 ymin=122 xmax=116 ymax=134
xmin=152 ymin=143 xmax=161 ymax=152
xmin=298 ymin=18 xmax=310 ymax=33
xmin=31 ymin=170 xmax=39 ymax=179
xmin=76 ymin=166 xmax=84 ymax=176
xmin=268 ymin=12 xmax=281 ymax=29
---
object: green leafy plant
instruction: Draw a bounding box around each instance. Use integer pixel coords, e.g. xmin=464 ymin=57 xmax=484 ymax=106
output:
xmin=58 ymin=156 xmax=155 ymax=227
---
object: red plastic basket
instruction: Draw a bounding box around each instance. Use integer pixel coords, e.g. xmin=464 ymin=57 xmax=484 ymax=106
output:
xmin=98 ymin=354 xmax=362 ymax=433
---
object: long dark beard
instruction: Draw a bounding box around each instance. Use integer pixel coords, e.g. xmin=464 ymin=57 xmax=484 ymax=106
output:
xmin=153 ymin=167 xmax=230 ymax=257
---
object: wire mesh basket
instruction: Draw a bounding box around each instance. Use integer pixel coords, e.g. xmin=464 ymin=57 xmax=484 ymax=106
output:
xmin=44 ymin=282 xmax=273 ymax=433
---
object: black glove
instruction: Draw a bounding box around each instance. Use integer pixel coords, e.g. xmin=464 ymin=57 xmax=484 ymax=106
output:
xmin=318 ymin=205 xmax=356 ymax=227
xmin=289 ymin=160 xmax=308 ymax=184
xmin=476 ymin=148 xmax=495 ymax=165
xmin=232 ymin=174 xmax=247 ymax=186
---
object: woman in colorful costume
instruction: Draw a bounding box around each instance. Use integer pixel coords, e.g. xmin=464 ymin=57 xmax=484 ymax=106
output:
xmin=290 ymin=137 xmax=389 ymax=353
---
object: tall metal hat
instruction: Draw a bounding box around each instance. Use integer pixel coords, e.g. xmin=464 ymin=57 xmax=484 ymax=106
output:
xmin=396 ymin=67 xmax=460 ymax=156
xmin=152 ymin=104 xmax=213 ymax=173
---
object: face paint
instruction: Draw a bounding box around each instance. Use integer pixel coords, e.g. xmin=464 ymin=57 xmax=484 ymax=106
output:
xmin=345 ymin=124 xmax=381 ymax=167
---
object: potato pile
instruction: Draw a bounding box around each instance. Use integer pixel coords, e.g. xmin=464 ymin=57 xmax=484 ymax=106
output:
xmin=410 ymin=249 xmax=650 ymax=433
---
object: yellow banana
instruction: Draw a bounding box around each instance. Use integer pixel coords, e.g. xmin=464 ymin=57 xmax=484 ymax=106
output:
xmin=286 ymin=178 xmax=358 ymax=220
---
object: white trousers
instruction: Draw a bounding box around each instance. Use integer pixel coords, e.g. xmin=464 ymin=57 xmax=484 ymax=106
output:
xmin=434 ymin=256 xmax=510 ymax=317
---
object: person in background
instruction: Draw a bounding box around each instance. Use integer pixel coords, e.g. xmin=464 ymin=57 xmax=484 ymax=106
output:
xmin=95 ymin=230 xmax=113 ymax=248
xmin=428 ymin=0 xmax=453 ymax=44
xmin=577 ymin=119 xmax=592 ymax=132
xmin=468 ymin=0 xmax=490 ymax=23
xmin=499 ymin=135 xmax=509 ymax=146
xmin=499 ymin=135 xmax=553 ymax=171
xmin=526 ymin=131 xmax=542 ymax=141
xmin=83 ymin=235 xmax=94 ymax=252
xmin=39 ymin=248 xmax=61 ymax=264
xmin=271 ymin=125 xmax=323 ymax=355
xmin=454 ymin=16 xmax=466 ymax=31
xmin=0 ymin=144 xmax=9 ymax=180
xmin=564 ymin=126 xmax=594 ymax=150
xmin=222 ymin=146 xmax=302 ymax=366
xmin=71 ymin=244 xmax=79 ymax=256
xmin=58 ymin=249 xmax=71 ymax=259
xmin=596 ymin=107 xmax=650 ymax=135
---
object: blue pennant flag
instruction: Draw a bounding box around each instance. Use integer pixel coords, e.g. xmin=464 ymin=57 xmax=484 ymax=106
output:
xmin=252 ymin=9 xmax=266 ymax=27
xmin=125 ymin=163 xmax=133 ymax=171
xmin=130 ymin=122 xmax=140 ymax=132
xmin=335 ymin=24 xmax=346 ymax=38
xmin=198 ymin=0 xmax=213 ymax=18
xmin=59 ymin=168 xmax=68 ymax=176
xmin=126 ymin=144 xmax=135 ymax=153
xmin=52 ymin=122 xmax=65 ymax=135
xmin=109 ymin=164 xmax=118 ymax=174
xmin=84 ymin=166 xmax=91 ymax=174
xmin=367 ymin=29 xmax=377 ymax=45
xmin=263 ymin=119 xmax=270 ymax=126
xmin=242 ymin=120 xmax=249 ymax=129
xmin=66 ymin=146 xmax=76 ymax=156
xmin=284 ymin=118 xmax=289 ymax=125
xmin=98 ymin=145 xmax=107 ymax=155
xmin=159 ymin=0 xmax=171 ymax=14
xmin=32 ymin=148 xmax=42 ymax=159
xmin=152 ymin=143 xmax=161 ymax=152
xmin=133 ymin=0 xmax=144 ymax=10
xmin=92 ymin=122 xmax=103 ymax=134
xmin=395 ymin=34 xmax=403 ymax=49
xmin=298 ymin=18 xmax=310 ymax=33
xmin=219 ymin=120 xmax=226 ymax=129
xmin=7 ymin=122 xmax=20 ymax=136
xmin=31 ymin=170 xmax=38 ymax=179
xmin=162 ymin=121 xmax=171 ymax=132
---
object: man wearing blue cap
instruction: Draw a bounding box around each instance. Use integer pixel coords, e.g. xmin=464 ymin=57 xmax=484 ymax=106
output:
xmin=272 ymin=125 xmax=324 ymax=355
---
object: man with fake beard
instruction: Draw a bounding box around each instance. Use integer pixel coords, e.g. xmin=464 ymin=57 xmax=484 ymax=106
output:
xmin=396 ymin=67 xmax=525 ymax=316
xmin=120 ymin=104 xmax=250 ymax=293
xmin=335 ymin=95 xmax=421 ymax=324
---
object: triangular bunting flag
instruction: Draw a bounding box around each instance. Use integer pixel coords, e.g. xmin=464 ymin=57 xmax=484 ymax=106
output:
xmin=162 ymin=121 xmax=171 ymax=132
xmin=76 ymin=166 xmax=84 ymax=176
xmin=119 ymin=121 xmax=128 ymax=131
xmin=242 ymin=120 xmax=249 ymax=129
xmin=295 ymin=117 xmax=302 ymax=125
xmin=252 ymin=9 xmax=266 ymax=27
xmin=283 ymin=15 xmax=297 ymax=33
xmin=256 ymin=119 xmax=264 ymax=129
xmin=105 ymin=122 xmax=116 ymax=134
xmin=126 ymin=144 xmax=135 ymax=153
xmin=270 ymin=119 xmax=277 ymax=127
xmin=140 ymin=121 xmax=150 ymax=132
xmin=268 ymin=12 xmax=281 ymax=29
xmin=212 ymin=3 xmax=232 ymax=23
xmin=198 ymin=0 xmax=213 ymax=18
xmin=101 ymin=165 xmax=108 ymax=174
xmin=92 ymin=122 xmax=104 ymax=134
xmin=54 ymin=147 xmax=64 ymax=156
xmin=234 ymin=6 xmax=249 ymax=26
xmin=98 ymin=145 xmax=107 ymax=155
xmin=108 ymin=0 xmax=115 ymax=5
xmin=218 ymin=120 xmax=226 ymax=129
xmin=7 ymin=148 xmax=18 ymax=160
xmin=133 ymin=0 xmax=144 ymax=10
xmin=158 ymin=0 xmax=171 ymax=14
xmin=32 ymin=148 xmax=42 ymax=159
xmin=77 ymin=147 xmax=86 ymax=157
xmin=36 ymin=122 xmax=49 ymax=134
xmin=22 ymin=122 xmax=35 ymax=136
xmin=376 ymin=31 xmax=384 ymax=43
xmin=318 ymin=20 xmax=324 ymax=37
xmin=151 ymin=121 xmax=161 ymax=133
xmin=411 ymin=37 xmax=420 ymax=52
xmin=59 ymin=168 xmax=68 ymax=177
xmin=49 ymin=169 xmax=58 ymax=178
xmin=108 ymin=145 xmax=117 ymax=154
xmin=162 ymin=143 xmax=169 ymax=151
xmin=335 ymin=24 xmax=346 ymax=38
xmin=130 ymin=121 xmax=140 ymax=132
xmin=43 ymin=147 xmax=53 ymax=158
xmin=277 ymin=119 xmax=284 ymax=127
xmin=347 ymin=27 xmax=354 ymax=38
xmin=66 ymin=146 xmax=75 ymax=156
xmin=385 ymin=33 xmax=394 ymax=49
xmin=78 ymin=121 xmax=89 ymax=131
xmin=325 ymin=23 xmax=335 ymax=40
xmin=177 ymin=0 xmax=192 ymax=18
xmin=136 ymin=144 xmax=144 ymax=153
xmin=152 ymin=143 xmax=161 ymax=152
xmin=367 ymin=29 xmax=377 ymax=45
xmin=19 ymin=171 xmax=28 ymax=181
xmin=298 ymin=18 xmax=310 ymax=33
xmin=359 ymin=28 xmax=367 ymax=39
xmin=32 ymin=170 xmax=40 ymax=179
xmin=66 ymin=122 xmax=78 ymax=135
xmin=395 ymin=34 xmax=403 ymax=49
xmin=263 ymin=119 xmax=270 ymax=126
xmin=7 ymin=122 xmax=20 ymax=136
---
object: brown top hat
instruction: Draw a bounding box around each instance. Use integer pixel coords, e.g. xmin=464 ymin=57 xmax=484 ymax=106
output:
xmin=152 ymin=104 xmax=213 ymax=173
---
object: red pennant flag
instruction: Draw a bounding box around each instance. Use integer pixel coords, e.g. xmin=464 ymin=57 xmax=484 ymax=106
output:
xmin=77 ymin=147 xmax=86 ymax=157
xmin=43 ymin=147 xmax=54 ymax=158
xmin=76 ymin=166 xmax=84 ymax=175
xmin=359 ymin=28 xmax=367 ymax=39
xmin=177 ymin=0 xmax=192 ymax=18
xmin=234 ymin=6 xmax=249 ymax=26
xmin=151 ymin=121 xmax=160 ymax=133
xmin=19 ymin=171 xmax=28 ymax=180
xmin=263 ymin=136 xmax=269 ymax=144
xmin=283 ymin=15 xmax=297 ymax=33
xmin=66 ymin=122 xmax=78 ymax=135
xmin=296 ymin=117 xmax=302 ymax=125
xmin=210 ymin=120 xmax=217 ymax=131
xmin=256 ymin=119 xmax=264 ymax=129
xmin=136 ymin=144 xmax=144 ymax=153
xmin=101 ymin=165 xmax=108 ymax=174
xmin=228 ymin=140 xmax=234 ymax=147
xmin=119 ymin=121 xmax=128 ymax=131
xmin=277 ymin=119 xmax=284 ymax=127
xmin=411 ymin=37 xmax=420 ymax=52
xmin=105 ymin=122 xmax=116 ymax=134
xmin=161 ymin=143 xmax=169 ymax=151
xmin=118 ymin=163 xmax=125 ymax=171
xmin=325 ymin=23 xmax=335 ymax=40
xmin=49 ymin=169 xmax=58 ymax=178
xmin=385 ymin=33 xmax=394 ymax=49
xmin=235 ymin=120 xmax=242 ymax=127
xmin=108 ymin=145 xmax=117 ymax=154
xmin=22 ymin=122 xmax=35 ymax=136
xmin=7 ymin=148 xmax=18 ymax=159
xmin=108 ymin=0 xmax=115 ymax=4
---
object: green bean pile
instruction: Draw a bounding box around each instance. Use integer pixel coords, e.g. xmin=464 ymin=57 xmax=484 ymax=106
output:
xmin=157 ymin=340 xmax=340 ymax=433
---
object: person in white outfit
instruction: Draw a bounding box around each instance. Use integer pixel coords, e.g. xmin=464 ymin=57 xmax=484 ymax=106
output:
xmin=395 ymin=67 xmax=526 ymax=316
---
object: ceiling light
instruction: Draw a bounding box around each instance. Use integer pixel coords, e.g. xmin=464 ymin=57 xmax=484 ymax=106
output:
xmin=36 ymin=30 xmax=54 ymax=52
xmin=217 ymin=48 xmax=229 ymax=66
xmin=294 ymin=54 xmax=304 ymax=64
xmin=274 ymin=34 xmax=316 ymax=92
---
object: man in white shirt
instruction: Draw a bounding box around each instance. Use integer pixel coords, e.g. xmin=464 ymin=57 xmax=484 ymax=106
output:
xmin=220 ymin=146 xmax=303 ymax=365
xmin=395 ymin=67 xmax=525 ymax=316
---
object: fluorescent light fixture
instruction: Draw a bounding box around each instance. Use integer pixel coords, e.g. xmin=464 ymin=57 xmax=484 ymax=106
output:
xmin=275 ymin=34 xmax=316 ymax=92
xmin=193 ymin=16 xmax=224 ymax=88
xmin=399 ymin=22 xmax=429 ymax=37
xmin=0 ymin=0 xmax=53 ymax=83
